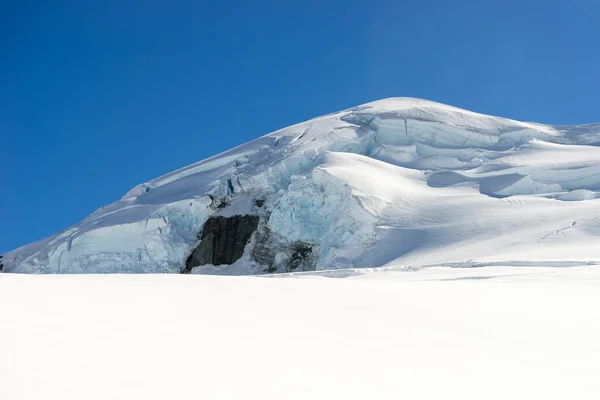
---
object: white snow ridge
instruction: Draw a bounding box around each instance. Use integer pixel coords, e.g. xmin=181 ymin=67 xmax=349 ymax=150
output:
xmin=4 ymin=97 xmax=600 ymax=274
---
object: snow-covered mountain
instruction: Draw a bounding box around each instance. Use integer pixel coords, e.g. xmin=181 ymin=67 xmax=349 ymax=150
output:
xmin=4 ymin=98 xmax=600 ymax=274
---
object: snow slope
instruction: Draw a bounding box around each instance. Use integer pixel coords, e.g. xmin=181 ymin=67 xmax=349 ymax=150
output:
xmin=1 ymin=268 xmax=600 ymax=399
xmin=4 ymin=98 xmax=600 ymax=274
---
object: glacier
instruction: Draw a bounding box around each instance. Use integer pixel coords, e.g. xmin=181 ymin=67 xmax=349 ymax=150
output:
xmin=4 ymin=97 xmax=600 ymax=274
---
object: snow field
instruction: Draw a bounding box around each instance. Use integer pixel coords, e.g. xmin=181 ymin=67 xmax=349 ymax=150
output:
xmin=1 ymin=268 xmax=599 ymax=399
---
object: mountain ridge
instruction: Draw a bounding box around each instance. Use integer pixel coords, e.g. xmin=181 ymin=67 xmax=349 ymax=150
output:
xmin=5 ymin=98 xmax=600 ymax=274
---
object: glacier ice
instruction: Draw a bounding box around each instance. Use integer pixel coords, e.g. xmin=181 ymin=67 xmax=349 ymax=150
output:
xmin=4 ymin=97 xmax=600 ymax=274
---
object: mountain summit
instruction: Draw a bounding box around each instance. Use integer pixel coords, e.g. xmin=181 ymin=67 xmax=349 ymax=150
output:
xmin=5 ymin=98 xmax=600 ymax=274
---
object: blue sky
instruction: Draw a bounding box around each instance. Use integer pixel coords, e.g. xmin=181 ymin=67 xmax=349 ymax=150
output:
xmin=2 ymin=0 xmax=600 ymax=253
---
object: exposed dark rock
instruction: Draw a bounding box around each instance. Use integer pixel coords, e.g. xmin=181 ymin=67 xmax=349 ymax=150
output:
xmin=250 ymin=221 xmax=276 ymax=269
xmin=287 ymin=242 xmax=314 ymax=271
xmin=184 ymin=213 xmax=318 ymax=275
xmin=183 ymin=215 xmax=259 ymax=273
xmin=0 ymin=255 xmax=3 ymax=272
xmin=250 ymin=223 xmax=317 ymax=273
xmin=254 ymin=199 xmax=265 ymax=208
xmin=208 ymin=195 xmax=231 ymax=210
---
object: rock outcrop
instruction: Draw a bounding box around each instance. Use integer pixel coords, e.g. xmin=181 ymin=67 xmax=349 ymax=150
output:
xmin=287 ymin=242 xmax=314 ymax=272
xmin=250 ymin=222 xmax=317 ymax=273
xmin=184 ymin=215 xmax=259 ymax=273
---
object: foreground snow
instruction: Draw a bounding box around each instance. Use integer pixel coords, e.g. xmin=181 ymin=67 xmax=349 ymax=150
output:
xmin=5 ymin=98 xmax=600 ymax=274
xmin=1 ymin=267 xmax=600 ymax=399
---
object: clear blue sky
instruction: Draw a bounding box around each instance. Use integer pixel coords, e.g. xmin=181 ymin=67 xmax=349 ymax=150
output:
xmin=2 ymin=0 xmax=600 ymax=253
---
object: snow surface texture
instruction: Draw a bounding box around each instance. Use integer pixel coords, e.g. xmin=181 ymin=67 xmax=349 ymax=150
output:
xmin=5 ymin=98 xmax=600 ymax=273
xmin=1 ymin=269 xmax=600 ymax=399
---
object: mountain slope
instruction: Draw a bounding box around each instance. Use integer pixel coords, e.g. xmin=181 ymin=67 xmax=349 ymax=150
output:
xmin=4 ymin=98 xmax=600 ymax=274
